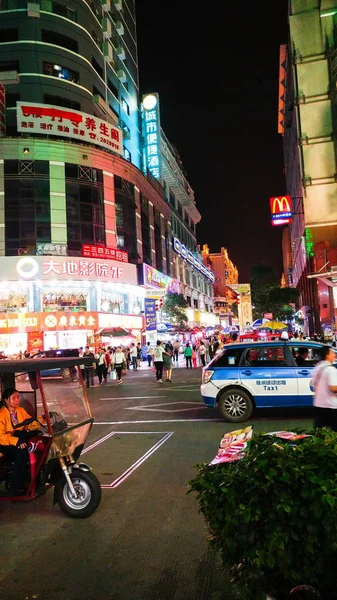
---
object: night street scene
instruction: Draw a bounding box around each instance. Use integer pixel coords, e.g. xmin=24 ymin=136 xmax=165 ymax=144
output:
xmin=2 ymin=0 xmax=337 ymax=599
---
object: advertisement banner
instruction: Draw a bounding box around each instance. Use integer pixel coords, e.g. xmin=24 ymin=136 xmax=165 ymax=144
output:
xmin=98 ymin=313 xmax=143 ymax=330
xmin=144 ymin=298 xmax=157 ymax=331
xmin=2 ymin=256 xmax=138 ymax=285
xmin=82 ymin=244 xmax=128 ymax=263
xmin=27 ymin=331 xmax=44 ymax=353
xmin=16 ymin=102 xmax=123 ymax=156
xmin=0 ymin=312 xmax=143 ymax=335
xmin=140 ymin=263 xmax=180 ymax=293
xmin=230 ymin=284 xmax=253 ymax=331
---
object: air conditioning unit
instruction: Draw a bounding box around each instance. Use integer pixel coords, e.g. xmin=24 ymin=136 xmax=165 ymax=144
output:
xmin=116 ymin=46 xmax=125 ymax=60
xmin=331 ymin=265 xmax=337 ymax=272
xmin=0 ymin=70 xmax=19 ymax=84
xmin=27 ymin=2 xmax=40 ymax=16
xmin=117 ymin=69 xmax=127 ymax=83
xmin=102 ymin=41 xmax=114 ymax=65
xmin=100 ymin=0 xmax=111 ymax=12
xmin=102 ymin=17 xmax=112 ymax=39
xmin=113 ymin=0 xmax=122 ymax=11
xmin=92 ymin=95 xmax=119 ymax=125
xmin=116 ymin=20 xmax=124 ymax=35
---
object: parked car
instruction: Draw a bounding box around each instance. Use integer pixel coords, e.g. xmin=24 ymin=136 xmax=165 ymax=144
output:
xmin=31 ymin=348 xmax=80 ymax=379
xmin=201 ymin=340 xmax=332 ymax=422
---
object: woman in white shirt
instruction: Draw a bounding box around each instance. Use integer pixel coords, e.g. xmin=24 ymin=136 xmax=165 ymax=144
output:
xmin=112 ymin=346 xmax=126 ymax=384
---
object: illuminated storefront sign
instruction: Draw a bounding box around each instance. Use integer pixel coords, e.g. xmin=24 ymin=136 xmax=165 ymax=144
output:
xmin=0 ymin=256 xmax=137 ymax=285
xmin=140 ymin=263 xmax=180 ymax=293
xmin=173 ymin=238 xmax=215 ymax=283
xmin=142 ymin=93 xmax=162 ymax=181
xmin=82 ymin=244 xmax=128 ymax=263
xmin=270 ymin=196 xmax=293 ymax=226
xmin=0 ymin=312 xmax=143 ymax=335
xmin=16 ymin=102 xmax=123 ymax=156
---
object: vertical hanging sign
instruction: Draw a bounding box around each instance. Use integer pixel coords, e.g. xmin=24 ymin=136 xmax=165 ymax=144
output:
xmin=142 ymin=93 xmax=162 ymax=181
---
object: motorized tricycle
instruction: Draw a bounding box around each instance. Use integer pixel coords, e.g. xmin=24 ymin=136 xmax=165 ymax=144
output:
xmin=0 ymin=356 xmax=101 ymax=518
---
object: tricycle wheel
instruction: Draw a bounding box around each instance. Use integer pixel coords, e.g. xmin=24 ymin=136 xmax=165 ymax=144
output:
xmin=55 ymin=468 xmax=101 ymax=518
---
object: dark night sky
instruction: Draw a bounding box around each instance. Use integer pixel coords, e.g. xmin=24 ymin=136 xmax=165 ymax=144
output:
xmin=135 ymin=1 xmax=289 ymax=281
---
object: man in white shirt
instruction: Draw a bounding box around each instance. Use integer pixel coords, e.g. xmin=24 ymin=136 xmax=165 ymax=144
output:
xmin=312 ymin=345 xmax=337 ymax=431
xmin=130 ymin=343 xmax=138 ymax=370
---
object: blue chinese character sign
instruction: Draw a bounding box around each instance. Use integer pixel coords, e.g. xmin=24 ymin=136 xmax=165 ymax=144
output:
xmin=142 ymin=93 xmax=162 ymax=181
xmin=144 ymin=297 xmax=157 ymax=331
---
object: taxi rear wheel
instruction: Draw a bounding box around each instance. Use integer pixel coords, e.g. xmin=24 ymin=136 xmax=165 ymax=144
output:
xmin=218 ymin=388 xmax=253 ymax=423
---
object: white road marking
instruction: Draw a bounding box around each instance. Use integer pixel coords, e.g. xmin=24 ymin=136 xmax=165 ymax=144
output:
xmin=124 ymin=400 xmax=205 ymax=413
xmin=99 ymin=396 xmax=166 ymax=400
xmin=82 ymin=430 xmax=116 ymax=454
xmin=93 ymin=419 xmax=223 ymax=424
xmin=101 ymin=432 xmax=174 ymax=489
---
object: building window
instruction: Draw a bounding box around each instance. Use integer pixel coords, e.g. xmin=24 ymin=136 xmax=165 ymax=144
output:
xmin=42 ymin=30 xmax=78 ymax=53
xmin=153 ymin=208 xmax=163 ymax=272
xmin=44 ymin=93 xmax=80 ymax=110
xmin=91 ymin=56 xmax=103 ymax=79
xmin=115 ymin=183 xmax=137 ymax=263
xmin=50 ymin=1 xmax=77 ymax=21
xmin=193 ymin=298 xmax=199 ymax=309
xmin=108 ymin=78 xmax=118 ymax=97
xmin=121 ymin=98 xmax=129 ymax=115
xmin=177 ymin=202 xmax=183 ymax=217
xmin=123 ymin=147 xmax=131 ymax=162
xmin=5 ymin=92 xmax=20 ymax=107
xmin=0 ymin=59 xmax=18 ymax=71
xmin=43 ymin=62 xmax=79 ymax=84
xmin=0 ymin=0 xmax=26 ymax=9
xmin=141 ymin=194 xmax=151 ymax=265
xmin=65 ymin=165 xmax=105 ymax=251
xmin=0 ymin=28 xmax=18 ymax=42
xmin=93 ymin=84 xmax=105 ymax=102
xmin=4 ymin=163 xmax=51 ymax=254
xmin=169 ymin=190 xmax=175 ymax=207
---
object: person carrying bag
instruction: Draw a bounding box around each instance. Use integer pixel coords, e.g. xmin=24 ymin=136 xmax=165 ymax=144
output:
xmin=112 ymin=346 xmax=126 ymax=385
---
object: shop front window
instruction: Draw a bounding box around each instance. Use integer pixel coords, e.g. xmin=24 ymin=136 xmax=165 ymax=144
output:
xmin=0 ymin=291 xmax=28 ymax=313
xmin=100 ymin=292 xmax=125 ymax=313
xmin=42 ymin=288 xmax=89 ymax=312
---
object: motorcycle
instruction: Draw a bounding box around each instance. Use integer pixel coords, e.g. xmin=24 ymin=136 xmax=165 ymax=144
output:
xmin=0 ymin=356 xmax=101 ymax=518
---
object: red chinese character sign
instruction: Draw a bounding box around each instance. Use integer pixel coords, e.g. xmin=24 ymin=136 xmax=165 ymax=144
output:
xmin=16 ymin=102 xmax=123 ymax=156
xmin=82 ymin=244 xmax=128 ymax=263
xmin=270 ymin=196 xmax=293 ymax=227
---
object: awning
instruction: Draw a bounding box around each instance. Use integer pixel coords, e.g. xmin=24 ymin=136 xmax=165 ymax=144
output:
xmin=307 ymin=269 xmax=337 ymax=287
xmin=96 ymin=327 xmax=133 ymax=337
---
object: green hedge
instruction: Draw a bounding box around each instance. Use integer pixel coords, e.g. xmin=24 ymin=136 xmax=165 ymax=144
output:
xmin=189 ymin=429 xmax=337 ymax=599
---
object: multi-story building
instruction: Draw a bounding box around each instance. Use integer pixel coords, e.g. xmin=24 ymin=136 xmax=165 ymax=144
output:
xmin=141 ymin=93 xmax=216 ymax=328
xmin=279 ymin=1 xmax=337 ymax=335
xmin=200 ymin=245 xmax=238 ymax=319
xmin=0 ymin=1 xmax=187 ymax=355
xmin=0 ymin=4 xmax=215 ymax=354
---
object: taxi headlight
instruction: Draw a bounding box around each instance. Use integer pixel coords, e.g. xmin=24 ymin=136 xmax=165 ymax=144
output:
xmin=203 ymin=369 xmax=214 ymax=384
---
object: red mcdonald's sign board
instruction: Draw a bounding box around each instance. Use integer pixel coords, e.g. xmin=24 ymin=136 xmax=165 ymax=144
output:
xmin=269 ymin=196 xmax=293 ymax=227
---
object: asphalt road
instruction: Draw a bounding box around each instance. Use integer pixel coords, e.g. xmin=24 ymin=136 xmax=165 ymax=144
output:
xmin=0 ymin=362 xmax=314 ymax=600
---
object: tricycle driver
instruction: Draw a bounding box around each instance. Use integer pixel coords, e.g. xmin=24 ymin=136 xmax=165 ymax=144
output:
xmin=0 ymin=388 xmax=46 ymax=495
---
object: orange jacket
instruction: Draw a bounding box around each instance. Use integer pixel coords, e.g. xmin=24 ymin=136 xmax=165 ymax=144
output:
xmin=0 ymin=405 xmax=42 ymax=447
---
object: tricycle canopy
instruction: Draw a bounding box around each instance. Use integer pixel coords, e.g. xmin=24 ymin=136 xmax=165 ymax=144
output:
xmin=0 ymin=357 xmax=93 ymax=433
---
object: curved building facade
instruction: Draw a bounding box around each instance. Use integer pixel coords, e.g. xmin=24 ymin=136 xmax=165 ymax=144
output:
xmin=0 ymin=2 xmax=215 ymax=355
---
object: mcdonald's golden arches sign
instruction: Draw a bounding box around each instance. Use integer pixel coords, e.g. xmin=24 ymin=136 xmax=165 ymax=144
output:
xmin=269 ymin=196 xmax=293 ymax=227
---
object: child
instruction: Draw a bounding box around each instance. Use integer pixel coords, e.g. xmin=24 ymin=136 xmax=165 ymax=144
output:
xmin=192 ymin=346 xmax=198 ymax=368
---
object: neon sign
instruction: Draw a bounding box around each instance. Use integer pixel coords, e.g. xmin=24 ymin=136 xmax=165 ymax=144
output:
xmin=270 ymin=196 xmax=293 ymax=226
xmin=142 ymin=93 xmax=162 ymax=181
xmin=173 ymin=238 xmax=215 ymax=283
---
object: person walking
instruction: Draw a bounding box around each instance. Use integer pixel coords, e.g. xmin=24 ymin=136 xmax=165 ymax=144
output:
xmin=152 ymin=340 xmax=165 ymax=383
xmin=312 ymin=345 xmax=337 ymax=431
xmin=199 ymin=341 xmax=206 ymax=367
xmin=163 ymin=343 xmax=173 ymax=382
xmin=184 ymin=342 xmax=192 ymax=369
xmin=130 ymin=343 xmax=138 ymax=370
xmin=192 ymin=346 xmax=198 ymax=369
xmin=136 ymin=342 xmax=142 ymax=368
xmin=95 ymin=347 xmax=107 ymax=384
xmin=146 ymin=342 xmax=153 ymax=367
xmin=173 ymin=340 xmax=180 ymax=364
xmin=83 ymin=346 xmax=95 ymax=388
xmin=112 ymin=346 xmax=126 ymax=384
